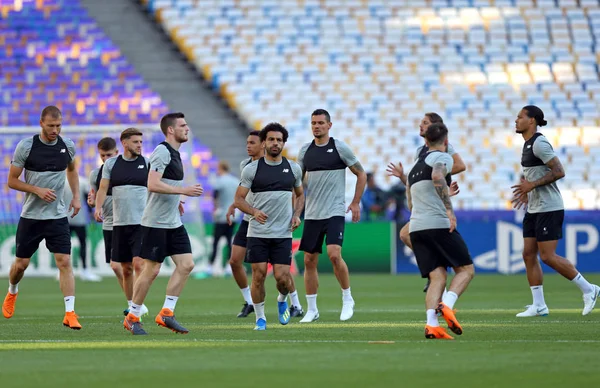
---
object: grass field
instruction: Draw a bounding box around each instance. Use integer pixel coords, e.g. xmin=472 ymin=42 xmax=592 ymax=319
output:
xmin=1 ymin=273 xmax=599 ymax=387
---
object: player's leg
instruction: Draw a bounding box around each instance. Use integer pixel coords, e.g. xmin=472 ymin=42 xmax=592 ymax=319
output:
xmin=207 ymin=223 xmax=227 ymax=276
xmin=104 ymin=230 xmax=124 ymax=289
xmin=272 ymin=238 xmax=294 ymax=325
xmin=299 ymin=219 xmax=325 ymax=323
xmin=229 ymin=220 xmax=254 ymax=316
xmin=287 ymin=275 xmax=304 ymax=318
xmin=399 ymin=222 xmax=412 ymax=249
xmin=113 ymin=226 xmax=136 ymax=314
xmin=517 ymin=212 xmax=548 ymax=317
xmin=247 ymin=237 xmax=268 ymax=330
xmin=424 ymin=267 xmax=453 ymax=340
xmin=325 ymin=217 xmax=354 ymax=321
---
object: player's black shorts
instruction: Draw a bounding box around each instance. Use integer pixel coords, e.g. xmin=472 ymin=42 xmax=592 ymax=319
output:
xmin=15 ymin=217 xmax=71 ymax=258
xmin=139 ymin=225 xmax=192 ymax=263
xmin=232 ymin=220 xmax=249 ymax=248
xmin=523 ymin=210 xmax=564 ymax=242
xmin=299 ymin=216 xmax=345 ymax=254
xmin=410 ymin=228 xmax=473 ymax=278
xmin=111 ymin=225 xmax=143 ymax=263
xmin=103 ymin=229 xmax=113 ymax=264
xmin=246 ymin=237 xmax=292 ymax=265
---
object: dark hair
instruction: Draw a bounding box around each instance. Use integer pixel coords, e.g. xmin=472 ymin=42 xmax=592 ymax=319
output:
xmin=425 ymin=112 xmax=444 ymax=124
xmin=311 ymin=109 xmax=331 ymax=122
xmin=522 ymin=105 xmax=547 ymax=127
xmin=97 ymin=137 xmax=117 ymax=151
xmin=425 ymin=122 xmax=448 ymax=145
xmin=120 ymin=127 xmax=143 ymax=141
xmin=248 ymin=130 xmax=260 ymax=137
xmin=41 ymin=105 xmax=62 ymax=120
xmin=160 ymin=112 xmax=185 ymax=135
xmin=259 ymin=122 xmax=289 ymax=143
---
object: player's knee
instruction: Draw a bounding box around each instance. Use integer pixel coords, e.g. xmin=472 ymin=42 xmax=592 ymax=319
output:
xmin=327 ymin=250 xmax=343 ymax=266
xmin=522 ymin=249 xmax=537 ymax=262
xmin=14 ymin=258 xmax=30 ymax=272
xmin=54 ymin=256 xmax=72 ymax=271
xmin=178 ymin=259 xmax=195 ymax=275
xmin=110 ymin=261 xmax=121 ymax=274
xmin=252 ymin=269 xmax=267 ymax=284
xmin=538 ymin=250 xmax=555 ymax=264
xmin=121 ymin=263 xmax=133 ymax=278
xmin=304 ymin=254 xmax=318 ymax=269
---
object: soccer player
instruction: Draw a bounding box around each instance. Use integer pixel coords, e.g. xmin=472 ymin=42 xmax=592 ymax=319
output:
xmin=297 ymin=109 xmax=367 ymax=323
xmin=88 ymin=138 xmax=125 ymax=293
xmin=511 ymin=105 xmax=599 ymax=317
xmin=387 ymin=112 xmax=465 ymax=292
xmin=406 ymin=123 xmax=474 ymax=340
xmin=94 ymin=128 xmax=150 ymax=317
xmin=123 ymin=113 xmax=203 ymax=335
xmin=3 ymin=106 xmax=82 ymax=329
xmin=233 ymin=123 xmax=304 ymax=330
xmin=226 ymin=131 xmax=304 ymax=318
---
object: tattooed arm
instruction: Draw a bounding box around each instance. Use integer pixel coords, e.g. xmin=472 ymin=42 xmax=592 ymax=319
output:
xmin=532 ymin=156 xmax=565 ymax=188
xmin=432 ymin=162 xmax=456 ymax=232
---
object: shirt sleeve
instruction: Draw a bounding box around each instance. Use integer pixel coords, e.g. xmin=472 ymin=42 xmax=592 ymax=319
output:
xmin=89 ymin=169 xmax=99 ymax=191
xmin=291 ymin=161 xmax=303 ymax=188
xmin=446 ymin=143 xmax=457 ymax=156
xmin=64 ymin=138 xmax=76 ymax=161
xmin=11 ymin=137 xmax=33 ymax=168
xmin=149 ymin=145 xmax=171 ymax=175
xmin=532 ymin=136 xmax=556 ymax=164
xmin=426 ymin=152 xmax=454 ymax=175
xmin=296 ymin=143 xmax=310 ymax=171
xmin=102 ymin=156 xmax=118 ymax=179
xmin=239 ymin=162 xmax=258 ymax=189
xmin=335 ymin=140 xmax=359 ymax=167
xmin=414 ymin=145 xmax=423 ymax=162
xmin=144 ymin=155 xmax=151 ymax=169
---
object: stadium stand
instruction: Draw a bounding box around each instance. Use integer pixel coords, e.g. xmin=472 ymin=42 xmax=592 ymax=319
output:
xmin=142 ymin=0 xmax=600 ymax=211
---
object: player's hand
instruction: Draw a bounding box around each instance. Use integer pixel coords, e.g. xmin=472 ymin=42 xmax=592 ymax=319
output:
xmin=36 ymin=188 xmax=57 ymax=203
xmin=511 ymin=193 xmax=529 ymax=210
xmin=183 ymin=184 xmax=204 ymax=197
xmin=511 ymin=180 xmax=534 ymax=197
xmin=179 ymin=201 xmax=185 ymax=216
xmin=226 ymin=205 xmax=236 ymax=226
xmin=290 ymin=215 xmax=301 ymax=231
xmin=346 ymin=201 xmax=361 ymax=223
xmin=87 ymin=188 xmax=96 ymax=207
xmin=386 ymin=162 xmax=404 ymax=179
xmin=69 ymin=198 xmax=81 ymax=218
xmin=252 ymin=209 xmax=268 ymax=224
xmin=449 ymin=181 xmax=460 ymax=197
xmin=447 ymin=210 xmax=456 ymax=233
xmin=94 ymin=208 xmax=103 ymax=222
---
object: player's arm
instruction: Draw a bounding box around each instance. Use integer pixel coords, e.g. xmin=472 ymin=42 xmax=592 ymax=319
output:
xmin=291 ymin=185 xmax=305 ymax=231
xmin=7 ymin=165 xmax=56 ymax=202
xmin=234 ymin=185 xmax=267 ymax=224
xmin=406 ymin=183 xmax=412 ymax=212
xmin=531 ymin=156 xmax=565 ymax=188
xmin=66 ymin=159 xmax=81 ymax=217
xmin=87 ymin=171 xmax=97 ymax=207
xmin=94 ymin=178 xmax=110 ymax=221
xmin=451 ymin=153 xmax=466 ymax=175
xmin=347 ymin=161 xmax=367 ymax=222
xmin=432 ymin=162 xmax=456 ymax=232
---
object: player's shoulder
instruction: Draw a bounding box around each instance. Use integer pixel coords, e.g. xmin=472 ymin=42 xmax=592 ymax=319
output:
xmin=61 ymin=136 xmax=75 ymax=148
xmin=288 ymin=159 xmax=302 ymax=170
xmin=90 ymin=167 xmax=100 ymax=176
xmin=426 ymin=151 xmax=453 ymax=165
xmin=16 ymin=136 xmax=34 ymax=150
xmin=240 ymin=157 xmax=253 ymax=170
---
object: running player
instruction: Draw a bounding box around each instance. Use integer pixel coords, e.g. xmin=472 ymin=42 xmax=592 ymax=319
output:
xmin=3 ymin=106 xmax=82 ymax=329
xmin=88 ymin=138 xmax=126 ymax=297
xmin=387 ymin=112 xmax=465 ymax=292
xmin=297 ymin=109 xmax=367 ymax=322
xmin=233 ymin=123 xmax=304 ymax=330
xmin=226 ymin=131 xmax=304 ymax=318
xmin=94 ymin=128 xmax=150 ymax=317
xmin=407 ymin=123 xmax=475 ymax=340
xmin=511 ymin=105 xmax=599 ymax=317
xmin=123 ymin=113 xmax=203 ymax=335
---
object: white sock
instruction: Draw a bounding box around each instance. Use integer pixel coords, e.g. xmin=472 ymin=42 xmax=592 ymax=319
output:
xmin=571 ymin=273 xmax=594 ymax=295
xmin=277 ymin=292 xmax=288 ymax=303
xmin=127 ymin=300 xmax=132 ymax=308
xmin=442 ymin=291 xmax=458 ymax=310
xmin=531 ymin=285 xmax=546 ymax=306
xmin=240 ymin=286 xmax=253 ymax=305
xmin=163 ymin=295 xmax=178 ymax=311
xmin=306 ymin=294 xmax=318 ymax=312
xmin=8 ymin=283 xmax=18 ymax=294
xmin=64 ymin=296 xmax=75 ymax=312
xmin=426 ymin=309 xmax=439 ymax=327
xmin=342 ymin=287 xmax=353 ymax=302
xmin=441 ymin=288 xmax=448 ymax=301
xmin=130 ymin=303 xmax=142 ymax=317
xmin=254 ymin=302 xmax=266 ymax=321
xmin=290 ymin=290 xmax=302 ymax=309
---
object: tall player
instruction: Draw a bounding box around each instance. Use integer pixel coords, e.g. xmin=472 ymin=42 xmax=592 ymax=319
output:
xmin=233 ymin=123 xmax=305 ymax=330
xmin=123 ymin=113 xmax=204 ymax=335
xmin=297 ymin=109 xmax=367 ymax=322
xmin=88 ymin=138 xmax=126 ymax=298
xmin=407 ymin=123 xmax=475 ymax=340
xmin=94 ymin=128 xmax=150 ymax=317
xmin=3 ymin=106 xmax=82 ymax=329
xmin=511 ymin=105 xmax=599 ymax=317
xmin=387 ymin=112 xmax=465 ymax=292
xmin=226 ymin=131 xmax=304 ymax=318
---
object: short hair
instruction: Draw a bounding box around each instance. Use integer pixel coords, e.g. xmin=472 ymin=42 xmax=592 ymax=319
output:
xmin=41 ymin=106 xmax=62 ymax=120
xmin=259 ymin=122 xmax=289 ymax=143
xmin=248 ymin=130 xmax=260 ymax=137
xmin=97 ymin=137 xmax=117 ymax=151
xmin=218 ymin=160 xmax=230 ymax=172
xmin=522 ymin=105 xmax=548 ymax=127
xmin=424 ymin=112 xmax=444 ymax=124
xmin=311 ymin=109 xmax=331 ymax=122
xmin=120 ymin=127 xmax=143 ymax=141
xmin=425 ymin=123 xmax=448 ymax=145
xmin=160 ymin=112 xmax=185 ymax=135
